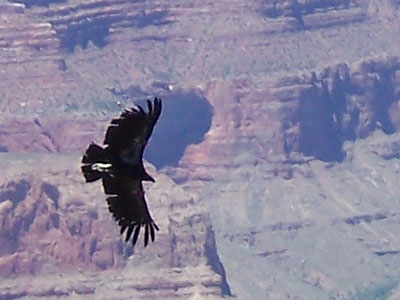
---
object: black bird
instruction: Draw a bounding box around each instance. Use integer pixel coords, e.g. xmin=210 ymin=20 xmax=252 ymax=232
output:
xmin=81 ymin=98 xmax=162 ymax=247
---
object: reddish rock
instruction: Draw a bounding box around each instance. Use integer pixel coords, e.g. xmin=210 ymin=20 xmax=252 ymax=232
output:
xmin=0 ymin=0 xmax=399 ymax=299
xmin=0 ymin=117 xmax=106 ymax=154
xmin=0 ymin=157 xmax=230 ymax=298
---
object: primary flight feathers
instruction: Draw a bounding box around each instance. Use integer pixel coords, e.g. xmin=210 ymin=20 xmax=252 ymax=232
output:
xmin=81 ymin=97 xmax=162 ymax=248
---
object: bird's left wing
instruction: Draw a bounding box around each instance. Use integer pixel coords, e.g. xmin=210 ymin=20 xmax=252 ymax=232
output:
xmin=103 ymin=174 xmax=159 ymax=247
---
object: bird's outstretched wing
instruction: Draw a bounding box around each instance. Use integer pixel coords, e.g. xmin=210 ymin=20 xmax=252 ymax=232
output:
xmin=103 ymin=98 xmax=162 ymax=165
xmin=103 ymin=174 xmax=159 ymax=247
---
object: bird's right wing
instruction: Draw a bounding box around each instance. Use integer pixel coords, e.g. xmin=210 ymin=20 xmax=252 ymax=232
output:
xmin=103 ymin=98 xmax=162 ymax=164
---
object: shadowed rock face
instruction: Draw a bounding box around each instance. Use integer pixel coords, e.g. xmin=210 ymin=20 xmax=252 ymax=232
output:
xmin=0 ymin=179 xmax=30 ymax=207
xmin=285 ymin=59 xmax=400 ymax=162
xmin=176 ymin=59 xmax=400 ymax=180
xmin=58 ymin=10 xmax=172 ymax=52
xmin=2 ymin=58 xmax=398 ymax=168
xmin=59 ymin=18 xmax=112 ymax=51
xmin=143 ymin=92 xmax=213 ymax=169
xmin=51 ymin=7 xmax=171 ymax=52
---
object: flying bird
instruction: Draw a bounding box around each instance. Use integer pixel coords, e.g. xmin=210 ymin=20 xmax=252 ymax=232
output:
xmin=81 ymin=98 xmax=162 ymax=248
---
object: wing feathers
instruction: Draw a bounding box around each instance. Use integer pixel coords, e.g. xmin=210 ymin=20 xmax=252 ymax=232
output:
xmin=147 ymin=99 xmax=153 ymax=115
xmin=125 ymin=225 xmax=134 ymax=242
xmin=105 ymin=177 xmax=158 ymax=248
xmin=103 ymin=98 xmax=162 ymax=171
xmin=137 ymin=105 xmax=145 ymax=115
xmin=153 ymin=222 xmax=159 ymax=231
xmin=154 ymin=98 xmax=162 ymax=120
xmin=132 ymin=225 xmax=141 ymax=247
xmin=120 ymin=225 xmax=128 ymax=235
xmin=83 ymin=98 xmax=162 ymax=249
xmin=82 ymin=143 xmax=107 ymax=163
xmin=150 ymin=223 xmax=155 ymax=242
xmin=144 ymin=224 xmax=149 ymax=247
xmin=102 ymin=176 xmax=119 ymax=195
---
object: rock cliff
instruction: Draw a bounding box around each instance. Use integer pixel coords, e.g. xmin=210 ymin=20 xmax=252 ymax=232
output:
xmin=0 ymin=155 xmax=230 ymax=299
xmin=0 ymin=0 xmax=400 ymax=299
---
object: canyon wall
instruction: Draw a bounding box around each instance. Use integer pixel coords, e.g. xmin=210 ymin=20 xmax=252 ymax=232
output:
xmin=0 ymin=0 xmax=400 ymax=299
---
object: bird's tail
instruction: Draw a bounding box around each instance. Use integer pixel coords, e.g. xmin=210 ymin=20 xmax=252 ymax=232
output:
xmin=81 ymin=143 xmax=110 ymax=182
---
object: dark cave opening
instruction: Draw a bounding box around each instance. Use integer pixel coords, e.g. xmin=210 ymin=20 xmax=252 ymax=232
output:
xmin=135 ymin=92 xmax=213 ymax=170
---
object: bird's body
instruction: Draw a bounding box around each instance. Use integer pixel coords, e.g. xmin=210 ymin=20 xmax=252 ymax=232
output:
xmin=81 ymin=98 xmax=162 ymax=247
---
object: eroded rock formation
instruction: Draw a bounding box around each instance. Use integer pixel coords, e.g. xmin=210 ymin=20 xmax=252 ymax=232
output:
xmin=0 ymin=157 xmax=230 ymax=298
xmin=0 ymin=0 xmax=400 ymax=299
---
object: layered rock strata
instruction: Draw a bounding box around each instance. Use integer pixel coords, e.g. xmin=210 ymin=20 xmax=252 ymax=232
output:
xmin=0 ymin=0 xmax=399 ymax=299
xmin=0 ymin=155 xmax=230 ymax=299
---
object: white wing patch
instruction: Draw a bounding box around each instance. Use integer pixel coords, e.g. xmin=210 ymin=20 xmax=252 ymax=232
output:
xmin=92 ymin=163 xmax=112 ymax=172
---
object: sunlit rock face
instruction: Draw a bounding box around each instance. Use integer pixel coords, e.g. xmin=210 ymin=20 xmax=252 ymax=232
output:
xmin=0 ymin=174 xmax=122 ymax=275
xmin=0 ymin=156 xmax=230 ymax=299
xmin=184 ymin=59 xmax=400 ymax=168
xmin=0 ymin=0 xmax=400 ymax=299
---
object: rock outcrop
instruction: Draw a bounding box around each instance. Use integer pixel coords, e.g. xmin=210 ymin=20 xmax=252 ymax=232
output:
xmin=0 ymin=0 xmax=400 ymax=299
xmin=0 ymin=155 xmax=230 ymax=299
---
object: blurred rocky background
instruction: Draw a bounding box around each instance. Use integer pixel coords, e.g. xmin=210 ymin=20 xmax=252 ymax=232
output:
xmin=0 ymin=0 xmax=400 ymax=299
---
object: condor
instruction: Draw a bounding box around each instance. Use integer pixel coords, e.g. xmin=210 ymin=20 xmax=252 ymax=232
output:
xmin=81 ymin=98 xmax=162 ymax=247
